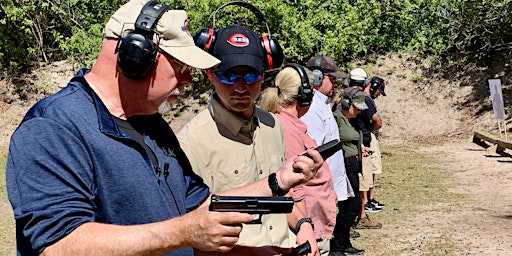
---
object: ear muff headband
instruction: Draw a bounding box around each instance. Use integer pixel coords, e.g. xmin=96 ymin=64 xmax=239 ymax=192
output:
xmin=286 ymin=63 xmax=314 ymax=107
xmin=210 ymin=0 xmax=268 ymax=30
xmin=194 ymin=0 xmax=284 ymax=71
xmin=116 ymin=0 xmax=170 ymax=79
xmin=135 ymin=0 xmax=169 ymax=33
xmin=314 ymin=55 xmax=322 ymax=69
xmin=341 ymin=88 xmax=360 ymax=110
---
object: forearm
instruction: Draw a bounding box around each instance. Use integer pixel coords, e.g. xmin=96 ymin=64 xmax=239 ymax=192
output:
xmin=215 ymin=157 xmax=317 ymax=198
xmin=287 ymin=200 xmax=308 ymax=229
xmin=289 ymin=201 xmax=318 ymax=256
xmin=371 ymin=113 xmax=382 ymax=130
xmin=41 ymin=219 xmax=188 ymax=256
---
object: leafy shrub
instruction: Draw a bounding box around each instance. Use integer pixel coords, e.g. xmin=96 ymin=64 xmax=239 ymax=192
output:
xmin=0 ymin=0 xmax=510 ymax=81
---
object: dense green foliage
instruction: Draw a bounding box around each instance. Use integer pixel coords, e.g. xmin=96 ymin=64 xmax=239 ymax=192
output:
xmin=1 ymin=0 xmax=511 ymax=76
xmin=0 ymin=0 xmax=123 ymax=76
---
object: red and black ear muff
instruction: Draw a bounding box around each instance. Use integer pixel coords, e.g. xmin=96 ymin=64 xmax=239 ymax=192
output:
xmin=205 ymin=69 xmax=214 ymax=80
xmin=204 ymin=28 xmax=215 ymax=51
xmin=260 ymin=34 xmax=284 ymax=71
xmin=193 ymin=28 xmax=216 ymax=52
xmin=261 ymin=35 xmax=273 ymax=70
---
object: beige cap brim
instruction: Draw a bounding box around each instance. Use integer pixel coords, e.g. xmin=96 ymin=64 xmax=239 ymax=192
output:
xmin=160 ymin=44 xmax=220 ymax=70
xmin=104 ymin=0 xmax=220 ymax=69
xmin=156 ymin=10 xmax=220 ymax=69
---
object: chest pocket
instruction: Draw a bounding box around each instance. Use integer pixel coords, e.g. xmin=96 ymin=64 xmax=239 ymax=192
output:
xmin=212 ymin=159 xmax=255 ymax=191
xmin=210 ymin=149 xmax=283 ymax=192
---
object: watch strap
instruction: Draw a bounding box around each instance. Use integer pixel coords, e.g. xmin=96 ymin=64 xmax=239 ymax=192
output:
xmin=268 ymin=173 xmax=288 ymax=196
xmin=295 ymin=217 xmax=314 ymax=234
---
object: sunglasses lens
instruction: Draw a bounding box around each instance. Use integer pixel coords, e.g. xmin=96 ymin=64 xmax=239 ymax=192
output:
xmin=217 ymin=73 xmax=237 ymax=84
xmin=243 ymin=73 xmax=262 ymax=84
xmin=217 ymin=72 xmax=262 ymax=85
xmin=328 ymin=75 xmax=339 ymax=84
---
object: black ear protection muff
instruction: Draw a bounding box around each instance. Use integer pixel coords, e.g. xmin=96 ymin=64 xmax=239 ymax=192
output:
xmin=348 ymin=77 xmax=369 ymax=87
xmin=193 ymin=0 xmax=284 ymax=71
xmin=115 ymin=0 xmax=170 ymax=79
xmin=311 ymin=55 xmax=324 ymax=86
xmin=341 ymin=88 xmax=360 ymax=110
xmin=369 ymin=77 xmax=384 ymax=95
xmin=362 ymin=78 xmax=369 ymax=87
xmin=286 ymin=63 xmax=314 ymax=107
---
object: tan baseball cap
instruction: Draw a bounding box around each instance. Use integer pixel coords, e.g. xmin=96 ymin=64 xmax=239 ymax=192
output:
xmin=104 ymin=0 xmax=220 ymax=69
xmin=349 ymin=68 xmax=368 ymax=81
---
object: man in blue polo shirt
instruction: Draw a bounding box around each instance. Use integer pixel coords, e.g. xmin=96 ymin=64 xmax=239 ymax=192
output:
xmin=5 ymin=1 xmax=322 ymax=255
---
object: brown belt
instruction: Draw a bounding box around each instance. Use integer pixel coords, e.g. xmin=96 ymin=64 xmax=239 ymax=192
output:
xmin=344 ymin=156 xmax=359 ymax=163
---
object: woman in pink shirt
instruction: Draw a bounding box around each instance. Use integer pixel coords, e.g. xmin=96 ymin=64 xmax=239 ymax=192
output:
xmin=261 ymin=64 xmax=338 ymax=256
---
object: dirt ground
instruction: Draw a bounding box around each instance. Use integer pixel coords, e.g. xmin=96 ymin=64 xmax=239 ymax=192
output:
xmin=1 ymin=54 xmax=511 ymax=255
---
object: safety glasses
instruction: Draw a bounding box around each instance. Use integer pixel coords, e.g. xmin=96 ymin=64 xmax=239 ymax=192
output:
xmin=327 ymin=75 xmax=340 ymax=85
xmin=171 ymin=58 xmax=189 ymax=74
xmin=216 ymin=71 xmax=262 ymax=85
xmin=159 ymin=50 xmax=189 ymax=74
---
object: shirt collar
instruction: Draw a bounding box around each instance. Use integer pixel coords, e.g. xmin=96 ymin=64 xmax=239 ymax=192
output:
xmin=208 ymin=93 xmax=259 ymax=138
xmin=71 ymin=69 xmax=128 ymax=139
xmin=314 ymin=89 xmax=329 ymax=104
xmin=278 ymin=107 xmax=307 ymax=133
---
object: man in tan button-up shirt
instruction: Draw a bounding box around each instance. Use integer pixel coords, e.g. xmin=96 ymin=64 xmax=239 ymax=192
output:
xmin=179 ymin=24 xmax=321 ymax=253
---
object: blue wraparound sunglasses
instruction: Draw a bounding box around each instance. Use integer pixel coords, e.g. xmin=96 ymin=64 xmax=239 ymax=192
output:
xmin=216 ymin=71 xmax=262 ymax=85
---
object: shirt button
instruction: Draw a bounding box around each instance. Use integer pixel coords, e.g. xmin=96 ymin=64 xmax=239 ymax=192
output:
xmin=234 ymin=170 xmax=239 ymax=174
xmin=269 ymin=225 xmax=273 ymax=230
xmin=259 ymin=170 xmax=263 ymax=175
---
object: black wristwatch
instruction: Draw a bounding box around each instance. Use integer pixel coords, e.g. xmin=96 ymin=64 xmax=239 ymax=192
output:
xmin=268 ymin=173 xmax=288 ymax=196
xmin=295 ymin=217 xmax=314 ymax=234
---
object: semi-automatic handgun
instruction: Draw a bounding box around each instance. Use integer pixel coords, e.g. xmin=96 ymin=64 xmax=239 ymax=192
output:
xmin=209 ymin=194 xmax=294 ymax=224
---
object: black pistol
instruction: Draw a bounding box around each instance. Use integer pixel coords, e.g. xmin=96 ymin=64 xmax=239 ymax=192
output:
xmin=293 ymin=241 xmax=311 ymax=256
xmin=303 ymin=139 xmax=342 ymax=160
xmin=209 ymin=194 xmax=294 ymax=224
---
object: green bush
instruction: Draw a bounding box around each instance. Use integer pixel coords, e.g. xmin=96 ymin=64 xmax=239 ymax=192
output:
xmin=1 ymin=0 xmax=511 ymax=80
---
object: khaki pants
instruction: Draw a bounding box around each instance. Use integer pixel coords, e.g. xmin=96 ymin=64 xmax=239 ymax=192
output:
xmin=359 ymin=133 xmax=382 ymax=191
xmin=369 ymin=132 xmax=382 ymax=175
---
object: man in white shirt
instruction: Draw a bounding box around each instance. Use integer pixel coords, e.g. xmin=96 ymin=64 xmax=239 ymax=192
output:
xmin=301 ymin=56 xmax=363 ymax=256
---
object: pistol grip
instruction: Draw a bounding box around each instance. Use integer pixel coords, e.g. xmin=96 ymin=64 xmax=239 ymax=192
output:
xmin=294 ymin=241 xmax=311 ymax=256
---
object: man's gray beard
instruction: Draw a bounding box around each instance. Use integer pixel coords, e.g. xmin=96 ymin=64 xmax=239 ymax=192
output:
xmin=158 ymin=100 xmax=172 ymax=115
